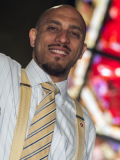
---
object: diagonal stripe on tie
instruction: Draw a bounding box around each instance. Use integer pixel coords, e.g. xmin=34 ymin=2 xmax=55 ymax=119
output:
xmin=20 ymin=81 xmax=59 ymax=160
xmin=27 ymin=118 xmax=56 ymax=140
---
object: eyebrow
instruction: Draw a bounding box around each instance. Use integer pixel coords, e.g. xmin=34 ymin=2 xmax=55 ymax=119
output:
xmin=46 ymin=20 xmax=62 ymax=26
xmin=69 ymin=25 xmax=83 ymax=34
xmin=46 ymin=20 xmax=83 ymax=34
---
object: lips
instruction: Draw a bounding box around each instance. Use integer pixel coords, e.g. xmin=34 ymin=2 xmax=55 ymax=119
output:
xmin=49 ymin=49 xmax=67 ymax=55
xmin=48 ymin=46 xmax=70 ymax=57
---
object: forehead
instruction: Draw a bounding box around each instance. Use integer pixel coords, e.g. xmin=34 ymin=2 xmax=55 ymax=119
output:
xmin=41 ymin=7 xmax=85 ymax=32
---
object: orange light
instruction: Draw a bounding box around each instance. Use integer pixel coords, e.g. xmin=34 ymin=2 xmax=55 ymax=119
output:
xmin=115 ymin=68 xmax=120 ymax=77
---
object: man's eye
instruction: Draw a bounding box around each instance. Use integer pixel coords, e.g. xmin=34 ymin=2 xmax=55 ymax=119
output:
xmin=48 ymin=27 xmax=57 ymax=31
xmin=70 ymin=32 xmax=79 ymax=38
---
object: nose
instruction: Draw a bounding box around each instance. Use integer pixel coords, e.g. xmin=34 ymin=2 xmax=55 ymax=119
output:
xmin=54 ymin=30 xmax=70 ymax=44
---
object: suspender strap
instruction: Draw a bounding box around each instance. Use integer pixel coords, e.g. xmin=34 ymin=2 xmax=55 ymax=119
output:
xmin=74 ymin=100 xmax=85 ymax=160
xmin=9 ymin=69 xmax=32 ymax=160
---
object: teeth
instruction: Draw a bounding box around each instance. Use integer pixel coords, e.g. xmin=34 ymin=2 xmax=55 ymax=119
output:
xmin=50 ymin=50 xmax=67 ymax=55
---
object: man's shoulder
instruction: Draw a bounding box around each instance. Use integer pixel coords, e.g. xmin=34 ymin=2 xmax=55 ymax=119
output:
xmin=0 ymin=53 xmax=21 ymax=68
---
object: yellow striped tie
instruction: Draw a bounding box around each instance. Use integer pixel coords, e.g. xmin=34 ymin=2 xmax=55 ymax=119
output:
xmin=20 ymin=81 xmax=59 ymax=160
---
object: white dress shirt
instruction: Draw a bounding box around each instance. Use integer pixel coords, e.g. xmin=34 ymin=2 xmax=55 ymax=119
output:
xmin=0 ymin=53 xmax=96 ymax=160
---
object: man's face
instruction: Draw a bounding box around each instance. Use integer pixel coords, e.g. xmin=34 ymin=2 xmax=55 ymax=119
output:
xmin=31 ymin=6 xmax=87 ymax=78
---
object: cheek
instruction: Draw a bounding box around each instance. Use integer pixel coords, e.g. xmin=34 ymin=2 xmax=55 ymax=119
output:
xmin=36 ymin=36 xmax=54 ymax=52
xmin=72 ymin=46 xmax=81 ymax=60
xmin=35 ymin=37 xmax=46 ymax=54
xmin=75 ymin=44 xmax=83 ymax=57
xmin=68 ymin=47 xmax=81 ymax=67
xmin=40 ymin=31 xmax=55 ymax=43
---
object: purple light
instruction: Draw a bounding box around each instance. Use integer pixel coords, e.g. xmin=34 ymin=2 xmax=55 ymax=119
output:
xmin=113 ymin=117 xmax=120 ymax=124
xmin=83 ymin=0 xmax=92 ymax=2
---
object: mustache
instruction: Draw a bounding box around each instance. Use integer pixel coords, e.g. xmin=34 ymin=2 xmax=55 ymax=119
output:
xmin=48 ymin=44 xmax=71 ymax=52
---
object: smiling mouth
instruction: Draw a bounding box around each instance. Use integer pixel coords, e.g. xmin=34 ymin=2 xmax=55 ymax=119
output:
xmin=49 ymin=49 xmax=67 ymax=55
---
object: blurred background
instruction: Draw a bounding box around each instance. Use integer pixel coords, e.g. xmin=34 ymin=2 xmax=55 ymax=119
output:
xmin=0 ymin=0 xmax=120 ymax=159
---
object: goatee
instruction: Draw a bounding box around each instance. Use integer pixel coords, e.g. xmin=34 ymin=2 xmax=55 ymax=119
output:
xmin=42 ymin=62 xmax=67 ymax=76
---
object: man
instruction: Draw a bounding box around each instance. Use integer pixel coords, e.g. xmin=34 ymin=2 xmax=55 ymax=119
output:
xmin=0 ymin=5 xmax=96 ymax=160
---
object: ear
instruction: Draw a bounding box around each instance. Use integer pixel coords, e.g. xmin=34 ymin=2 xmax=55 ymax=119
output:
xmin=29 ymin=28 xmax=37 ymax=47
xmin=79 ymin=43 xmax=87 ymax=59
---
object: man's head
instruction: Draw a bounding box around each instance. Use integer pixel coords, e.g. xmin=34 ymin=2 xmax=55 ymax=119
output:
xmin=29 ymin=5 xmax=87 ymax=82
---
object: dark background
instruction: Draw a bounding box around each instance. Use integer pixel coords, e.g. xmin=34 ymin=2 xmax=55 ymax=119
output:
xmin=0 ymin=0 xmax=75 ymax=67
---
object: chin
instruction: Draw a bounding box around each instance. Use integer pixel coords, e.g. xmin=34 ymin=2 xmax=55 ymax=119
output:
xmin=42 ymin=62 xmax=67 ymax=77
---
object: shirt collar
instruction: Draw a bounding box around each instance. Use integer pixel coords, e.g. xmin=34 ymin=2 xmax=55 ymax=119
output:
xmin=25 ymin=59 xmax=68 ymax=103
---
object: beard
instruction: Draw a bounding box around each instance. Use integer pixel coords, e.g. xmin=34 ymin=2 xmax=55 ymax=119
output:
xmin=42 ymin=62 xmax=67 ymax=76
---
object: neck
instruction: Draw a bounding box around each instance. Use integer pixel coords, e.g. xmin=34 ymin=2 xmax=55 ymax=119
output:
xmin=48 ymin=74 xmax=68 ymax=83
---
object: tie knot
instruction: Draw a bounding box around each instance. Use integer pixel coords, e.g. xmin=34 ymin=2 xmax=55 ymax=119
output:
xmin=41 ymin=81 xmax=60 ymax=95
